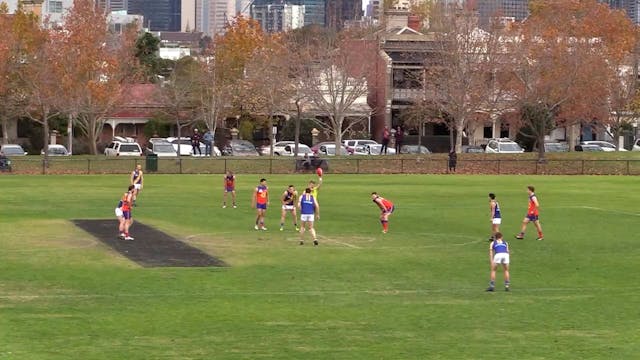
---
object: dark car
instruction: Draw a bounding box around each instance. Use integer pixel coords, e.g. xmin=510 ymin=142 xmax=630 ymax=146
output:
xmin=223 ymin=140 xmax=260 ymax=156
xmin=400 ymin=145 xmax=431 ymax=154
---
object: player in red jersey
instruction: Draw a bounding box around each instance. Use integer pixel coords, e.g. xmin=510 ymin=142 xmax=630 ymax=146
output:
xmin=371 ymin=192 xmax=394 ymax=233
xmin=515 ymin=185 xmax=544 ymax=241
xmin=120 ymin=185 xmax=135 ymax=240
xmin=251 ymin=178 xmax=269 ymax=230
xmin=222 ymin=170 xmax=237 ymax=208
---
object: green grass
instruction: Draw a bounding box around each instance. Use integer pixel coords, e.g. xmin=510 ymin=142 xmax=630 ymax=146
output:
xmin=1 ymin=174 xmax=639 ymax=359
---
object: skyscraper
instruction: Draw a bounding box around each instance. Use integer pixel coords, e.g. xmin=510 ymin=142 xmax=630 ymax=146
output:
xmin=325 ymin=0 xmax=362 ymax=29
xmin=128 ymin=0 xmax=181 ymax=31
xmin=196 ymin=0 xmax=233 ymax=37
xmin=475 ymin=0 xmax=529 ymax=24
xmin=602 ymin=0 xmax=640 ymax=24
xmin=97 ymin=0 xmax=128 ymax=11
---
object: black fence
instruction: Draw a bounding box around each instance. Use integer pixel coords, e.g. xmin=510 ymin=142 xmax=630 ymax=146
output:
xmin=4 ymin=156 xmax=640 ymax=175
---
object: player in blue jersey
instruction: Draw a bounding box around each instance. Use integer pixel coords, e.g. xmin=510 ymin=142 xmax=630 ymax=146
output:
xmin=489 ymin=193 xmax=501 ymax=241
xmin=487 ymin=232 xmax=510 ymax=292
xmin=298 ymin=187 xmax=319 ymax=246
xmin=280 ymin=185 xmax=299 ymax=231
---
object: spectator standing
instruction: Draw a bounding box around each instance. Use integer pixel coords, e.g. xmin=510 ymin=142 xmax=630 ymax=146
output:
xmin=395 ymin=126 xmax=404 ymax=154
xmin=203 ymin=130 xmax=214 ymax=156
xmin=380 ymin=126 xmax=390 ymax=155
xmin=191 ymin=128 xmax=202 ymax=156
xmin=448 ymin=149 xmax=457 ymax=173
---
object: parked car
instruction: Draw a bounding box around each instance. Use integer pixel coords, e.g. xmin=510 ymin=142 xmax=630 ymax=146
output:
xmin=145 ymin=140 xmax=178 ymax=157
xmin=575 ymin=144 xmax=604 ymax=152
xmin=0 ymin=144 xmax=27 ymax=156
xmin=633 ymin=138 xmax=640 ymax=151
xmin=311 ymin=142 xmax=350 ymax=156
xmin=165 ymin=137 xmax=220 ymax=156
xmin=463 ymin=145 xmax=485 ymax=153
xmin=260 ymin=141 xmax=313 ymax=156
xmin=580 ymin=140 xmax=626 ymax=152
xmin=543 ymin=142 xmax=569 ymax=152
xmin=104 ymin=138 xmax=143 ymax=156
xmin=222 ymin=140 xmax=260 ymax=156
xmin=41 ymin=144 xmax=70 ymax=156
xmin=400 ymin=145 xmax=431 ymax=154
xmin=485 ymin=138 xmax=524 ymax=153
xmin=343 ymin=139 xmax=378 ymax=153
xmin=352 ymin=143 xmax=396 ymax=155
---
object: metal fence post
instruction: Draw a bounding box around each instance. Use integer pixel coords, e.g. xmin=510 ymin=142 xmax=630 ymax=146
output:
xmin=581 ymin=160 xmax=585 ymax=175
xmin=87 ymin=159 xmax=90 ymax=174
xmin=627 ymin=160 xmax=630 ymax=175
xmin=497 ymin=160 xmax=501 ymax=174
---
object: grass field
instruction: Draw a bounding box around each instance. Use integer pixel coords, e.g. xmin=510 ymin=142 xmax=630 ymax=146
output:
xmin=1 ymin=174 xmax=639 ymax=359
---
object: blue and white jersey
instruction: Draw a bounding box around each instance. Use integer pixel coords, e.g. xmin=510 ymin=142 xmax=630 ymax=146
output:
xmin=493 ymin=200 xmax=501 ymax=219
xmin=300 ymin=194 xmax=316 ymax=215
xmin=492 ymin=240 xmax=509 ymax=254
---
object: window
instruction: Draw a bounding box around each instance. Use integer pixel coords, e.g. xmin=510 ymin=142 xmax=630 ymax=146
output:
xmin=49 ymin=0 xmax=63 ymax=13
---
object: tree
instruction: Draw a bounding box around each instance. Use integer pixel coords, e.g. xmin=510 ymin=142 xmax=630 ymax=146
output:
xmin=134 ymin=32 xmax=162 ymax=82
xmin=506 ymin=0 xmax=637 ymax=160
xmin=158 ymin=56 xmax=203 ymax=155
xmin=8 ymin=5 xmax=61 ymax=162
xmin=421 ymin=3 xmax=511 ymax=153
xmin=58 ymin=0 xmax=137 ymax=154
xmin=604 ymin=40 xmax=640 ymax=150
xmin=242 ymin=35 xmax=294 ymax=155
xmin=300 ymin=35 xmax=375 ymax=153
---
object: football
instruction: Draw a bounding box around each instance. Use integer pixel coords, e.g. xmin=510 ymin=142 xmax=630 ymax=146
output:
xmin=316 ymin=167 xmax=323 ymax=177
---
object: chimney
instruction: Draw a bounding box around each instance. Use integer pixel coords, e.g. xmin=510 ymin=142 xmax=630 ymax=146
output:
xmin=408 ymin=14 xmax=421 ymax=31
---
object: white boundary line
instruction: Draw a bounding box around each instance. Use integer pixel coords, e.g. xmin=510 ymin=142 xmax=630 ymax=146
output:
xmin=1 ymin=286 xmax=638 ymax=300
xmin=580 ymin=206 xmax=640 ymax=217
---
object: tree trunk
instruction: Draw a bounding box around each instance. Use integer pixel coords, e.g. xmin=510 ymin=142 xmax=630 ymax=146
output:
xmin=1 ymin=118 xmax=7 ymax=145
xmin=43 ymin=116 xmax=50 ymax=169
xmin=87 ymin=116 xmax=99 ymax=155
xmin=334 ymin=115 xmax=343 ymax=155
xmin=455 ymin=123 xmax=464 ymax=153
xmin=294 ymin=100 xmax=301 ymax=155
xmin=536 ymin=131 xmax=546 ymax=162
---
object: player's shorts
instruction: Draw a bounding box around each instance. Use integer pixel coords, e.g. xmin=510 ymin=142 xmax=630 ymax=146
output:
xmin=282 ymin=205 xmax=295 ymax=211
xmin=134 ymin=183 xmax=142 ymax=190
xmin=122 ymin=210 xmax=132 ymax=220
xmin=493 ymin=253 xmax=510 ymax=265
xmin=115 ymin=207 xmax=123 ymax=217
xmin=526 ymin=214 xmax=539 ymax=221
xmin=300 ymin=214 xmax=315 ymax=222
xmin=383 ymin=206 xmax=395 ymax=215
xmin=256 ymin=203 xmax=267 ymax=210
xmin=225 ymin=187 xmax=235 ymax=192
xmin=492 ymin=218 xmax=502 ymax=225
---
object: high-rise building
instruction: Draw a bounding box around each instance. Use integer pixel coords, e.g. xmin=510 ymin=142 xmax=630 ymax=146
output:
xmin=296 ymin=0 xmax=325 ymax=26
xmin=196 ymin=0 xmax=233 ymax=37
xmin=251 ymin=3 xmax=304 ymax=32
xmin=602 ymin=0 xmax=640 ymax=24
xmin=128 ymin=0 xmax=181 ymax=31
xmin=97 ymin=0 xmax=128 ymax=11
xmin=325 ymin=0 xmax=362 ymax=29
xmin=182 ymin=0 xmax=197 ymax=31
xmin=475 ymin=0 xmax=529 ymax=25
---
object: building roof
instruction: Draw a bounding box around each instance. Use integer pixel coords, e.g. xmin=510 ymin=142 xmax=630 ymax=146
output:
xmin=157 ymin=31 xmax=203 ymax=44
